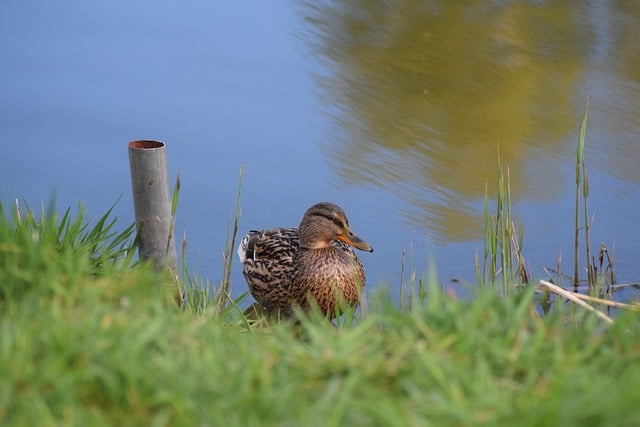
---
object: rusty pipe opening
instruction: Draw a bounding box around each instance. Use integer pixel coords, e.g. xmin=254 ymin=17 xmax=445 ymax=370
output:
xmin=128 ymin=140 xmax=165 ymax=150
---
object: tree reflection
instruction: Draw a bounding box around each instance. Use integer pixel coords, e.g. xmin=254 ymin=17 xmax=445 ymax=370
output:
xmin=297 ymin=0 xmax=639 ymax=242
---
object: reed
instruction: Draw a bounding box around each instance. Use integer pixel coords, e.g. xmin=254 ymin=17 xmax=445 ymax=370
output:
xmin=169 ymin=167 xmax=247 ymax=317
xmin=573 ymin=101 xmax=586 ymax=285
xmin=398 ymin=244 xmax=422 ymax=310
xmin=166 ymin=172 xmax=180 ymax=260
xmin=533 ymin=101 xmax=634 ymax=318
xmin=551 ymin=100 xmax=619 ymax=297
xmin=477 ymin=153 xmax=529 ymax=292
xmin=218 ymin=166 xmax=244 ymax=313
xmin=576 ymin=99 xmax=594 ymax=289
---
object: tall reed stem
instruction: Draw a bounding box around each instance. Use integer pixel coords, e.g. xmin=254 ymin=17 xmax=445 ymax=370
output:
xmin=574 ymin=99 xmax=589 ymax=286
xmin=218 ymin=167 xmax=244 ymax=312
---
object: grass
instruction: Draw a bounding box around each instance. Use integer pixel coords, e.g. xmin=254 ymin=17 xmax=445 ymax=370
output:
xmin=1 ymin=196 xmax=640 ymax=426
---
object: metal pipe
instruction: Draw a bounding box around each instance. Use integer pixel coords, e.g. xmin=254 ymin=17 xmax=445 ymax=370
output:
xmin=128 ymin=140 xmax=177 ymax=270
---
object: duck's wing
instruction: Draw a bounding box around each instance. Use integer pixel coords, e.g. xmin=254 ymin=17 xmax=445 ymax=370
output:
xmin=237 ymin=228 xmax=299 ymax=308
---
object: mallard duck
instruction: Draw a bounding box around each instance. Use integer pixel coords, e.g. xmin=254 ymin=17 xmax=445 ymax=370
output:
xmin=237 ymin=202 xmax=373 ymax=318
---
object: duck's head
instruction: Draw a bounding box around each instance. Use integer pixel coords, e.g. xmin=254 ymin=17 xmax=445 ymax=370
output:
xmin=298 ymin=202 xmax=373 ymax=252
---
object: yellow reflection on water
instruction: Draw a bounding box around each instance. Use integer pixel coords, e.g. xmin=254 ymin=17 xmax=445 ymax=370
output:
xmin=298 ymin=1 xmax=640 ymax=242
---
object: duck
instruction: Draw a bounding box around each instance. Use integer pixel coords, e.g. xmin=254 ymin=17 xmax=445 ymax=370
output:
xmin=237 ymin=202 xmax=373 ymax=319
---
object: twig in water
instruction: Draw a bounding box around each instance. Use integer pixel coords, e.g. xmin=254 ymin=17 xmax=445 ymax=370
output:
xmin=537 ymin=280 xmax=613 ymax=324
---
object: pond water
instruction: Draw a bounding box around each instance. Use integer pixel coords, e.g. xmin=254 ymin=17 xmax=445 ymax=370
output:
xmin=2 ymin=1 xmax=639 ymax=304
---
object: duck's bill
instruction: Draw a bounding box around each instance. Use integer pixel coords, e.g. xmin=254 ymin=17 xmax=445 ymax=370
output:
xmin=337 ymin=233 xmax=374 ymax=253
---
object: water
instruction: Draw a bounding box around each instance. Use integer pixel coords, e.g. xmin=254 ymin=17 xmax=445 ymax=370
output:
xmin=2 ymin=1 xmax=639 ymax=303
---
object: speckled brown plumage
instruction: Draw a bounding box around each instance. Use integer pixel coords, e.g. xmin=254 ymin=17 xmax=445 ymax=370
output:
xmin=237 ymin=202 xmax=373 ymax=318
